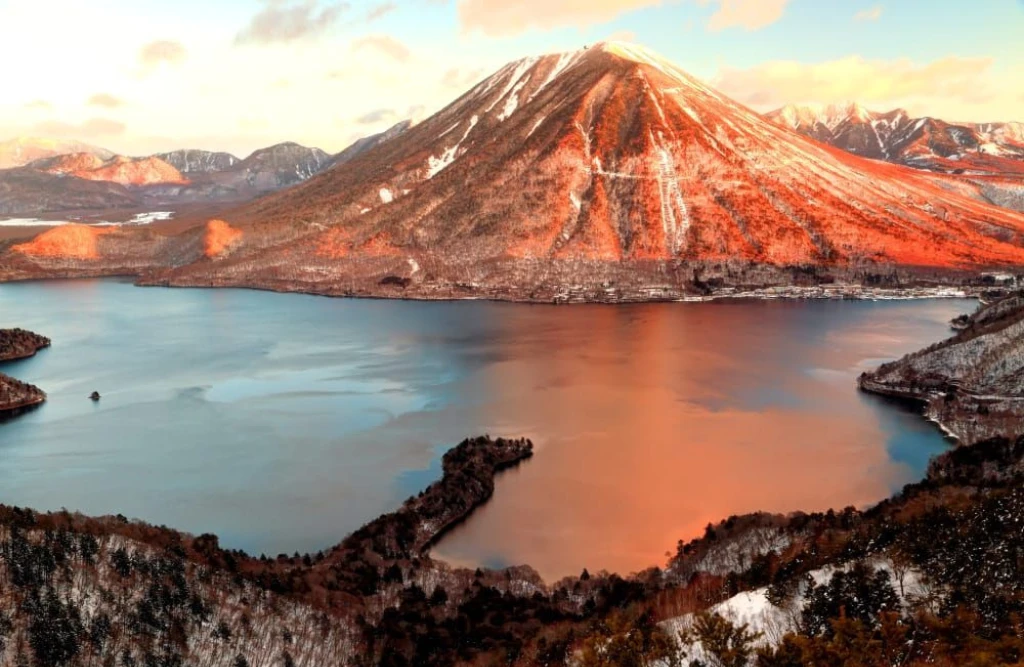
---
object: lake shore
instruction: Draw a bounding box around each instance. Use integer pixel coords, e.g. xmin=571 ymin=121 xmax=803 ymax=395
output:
xmin=0 ymin=328 xmax=49 ymax=417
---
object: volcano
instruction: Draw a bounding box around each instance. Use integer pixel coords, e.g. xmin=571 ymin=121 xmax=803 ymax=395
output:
xmin=6 ymin=43 xmax=1024 ymax=299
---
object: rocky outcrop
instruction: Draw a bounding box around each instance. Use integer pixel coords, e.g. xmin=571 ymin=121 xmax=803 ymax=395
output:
xmin=859 ymin=292 xmax=1024 ymax=444
xmin=0 ymin=328 xmax=50 ymax=361
xmin=0 ymin=328 xmax=49 ymax=417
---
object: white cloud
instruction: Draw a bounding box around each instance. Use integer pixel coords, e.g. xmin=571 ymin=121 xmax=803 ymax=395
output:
xmin=457 ymin=0 xmax=665 ymax=36
xmin=714 ymin=55 xmax=1024 ymax=123
xmin=699 ymin=0 xmax=789 ymax=32
xmin=854 ymin=5 xmax=883 ymax=22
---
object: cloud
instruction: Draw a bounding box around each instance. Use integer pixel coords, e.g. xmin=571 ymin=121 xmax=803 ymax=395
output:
xmin=236 ymin=0 xmax=349 ymax=45
xmin=440 ymin=67 xmax=486 ymax=88
xmin=139 ymin=40 xmax=186 ymax=70
xmin=714 ymin=55 xmax=998 ymax=113
xmin=356 ymin=108 xmax=398 ymax=124
xmin=457 ymin=0 xmax=664 ymax=36
xmin=352 ymin=35 xmax=410 ymax=62
xmin=854 ymin=5 xmax=883 ymax=21
xmin=700 ymin=0 xmax=789 ymax=31
xmin=23 ymin=100 xmax=52 ymax=111
xmin=88 ymin=93 xmax=125 ymax=108
xmin=366 ymin=2 xmax=397 ymax=21
xmin=606 ymin=29 xmax=637 ymax=42
xmin=32 ymin=118 xmax=126 ymax=139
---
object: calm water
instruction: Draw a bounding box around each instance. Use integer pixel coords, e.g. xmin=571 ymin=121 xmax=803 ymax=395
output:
xmin=0 ymin=280 xmax=971 ymax=580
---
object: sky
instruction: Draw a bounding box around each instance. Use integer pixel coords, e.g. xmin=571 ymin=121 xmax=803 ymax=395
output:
xmin=1 ymin=0 xmax=1021 ymax=158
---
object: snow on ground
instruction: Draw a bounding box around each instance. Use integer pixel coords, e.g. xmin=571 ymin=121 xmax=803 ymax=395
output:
xmin=427 ymin=115 xmax=479 ymax=178
xmin=0 ymin=211 xmax=174 ymax=227
xmin=662 ymin=558 xmax=934 ymax=665
xmin=484 ymin=56 xmax=538 ymax=114
xmin=498 ymin=74 xmax=531 ymax=122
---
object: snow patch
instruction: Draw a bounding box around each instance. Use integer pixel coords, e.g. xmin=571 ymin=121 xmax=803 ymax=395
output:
xmin=498 ymin=74 xmax=531 ymax=122
xmin=427 ymin=115 xmax=479 ymax=178
xmin=0 ymin=211 xmax=174 ymax=227
xmin=485 ymin=57 xmax=538 ymax=114
xmin=379 ymin=188 xmax=394 ymax=204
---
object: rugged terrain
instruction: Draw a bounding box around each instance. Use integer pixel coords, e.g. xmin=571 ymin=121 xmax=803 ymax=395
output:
xmin=860 ymin=291 xmax=1024 ymax=445
xmin=0 ymin=328 xmax=49 ymax=417
xmin=767 ymin=104 xmax=1024 ymax=176
xmin=4 ymin=43 xmax=1024 ymax=301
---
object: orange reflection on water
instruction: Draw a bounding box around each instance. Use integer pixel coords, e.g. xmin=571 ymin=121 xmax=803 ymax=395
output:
xmin=432 ymin=302 xmax=936 ymax=580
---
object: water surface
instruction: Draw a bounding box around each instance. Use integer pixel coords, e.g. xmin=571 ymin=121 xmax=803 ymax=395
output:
xmin=0 ymin=280 xmax=970 ymax=579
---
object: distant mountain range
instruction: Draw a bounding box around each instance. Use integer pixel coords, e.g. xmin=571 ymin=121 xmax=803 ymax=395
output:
xmin=4 ymin=42 xmax=1023 ymax=300
xmin=0 ymin=122 xmax=414 ymax=216
xmin=766 ymin=103 xmax=1024 ymax=176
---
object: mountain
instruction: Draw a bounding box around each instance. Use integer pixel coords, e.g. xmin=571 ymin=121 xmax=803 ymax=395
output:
xmin=767 ymin=104 xmax=1024 ymax=176
xmin=145 ymin=42 xmax=1024 ymax=295
xmin=332 ymin=119 xmax=415 ymax=167
xmin=155 ymin=149 xmax=240 ymax=173
xmin=31 ymin=153 xmax=188 ymax=186
xmin=0 ymin=167 xmax=138 ymax=215
xmin=5 ymin=42 xmax=1024 ymax=297
xmin=229 ymin=141 xmax=331 ymax=190
xmin=0 ymin=137 xmax=114 ymax=170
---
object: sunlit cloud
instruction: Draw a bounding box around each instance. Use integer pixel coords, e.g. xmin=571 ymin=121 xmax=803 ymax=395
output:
xmin=23 ymin=100 xmax=52 ymax=111
xmin=366 ymin=2 xmax=397 ymax=21
xmin=139 ymin=40 xmax=186 ymax=72
xmin=457 ymin=0 xmax=665 ymax=36
xmin=854 ymin=5 xmax=884 ymax=21
xmin=715 ymin=55 xmax=1023 ymax=121
xmin=235 ymin=0 xmax=349 ymax=45
xmin=352 ymin=34 xmax=411 ymax=62
xmin=88 ymin=93 xmax=125 ymax=109
xmin=32 ymin=118 xmax=126 ymax=140
xmin=699 ymin=0 xmax=789 ymax=31
xmin=356 ymin=108 xmax=399 ymax=124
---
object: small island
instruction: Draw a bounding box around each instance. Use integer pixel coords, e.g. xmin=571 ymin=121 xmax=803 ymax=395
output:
xmin=0 ymin=327 xmax=50 ymax=418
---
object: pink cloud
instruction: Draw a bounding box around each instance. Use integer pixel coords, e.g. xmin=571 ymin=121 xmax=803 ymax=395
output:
xmin=457 ymin=0 xmax=664 ymax=36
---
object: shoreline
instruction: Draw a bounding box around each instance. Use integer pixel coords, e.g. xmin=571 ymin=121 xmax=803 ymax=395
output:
xmin=2 ymin=271 xmax=1001 ymax=305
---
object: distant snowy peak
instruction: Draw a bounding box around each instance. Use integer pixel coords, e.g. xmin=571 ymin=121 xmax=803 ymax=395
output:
xmin=155 ymin=149 xmax=240 ymax=174
xmin=0 ymin=137 xmax=114 ymax=170
xmin=768 ymin=104 xmax=1024 ymax=174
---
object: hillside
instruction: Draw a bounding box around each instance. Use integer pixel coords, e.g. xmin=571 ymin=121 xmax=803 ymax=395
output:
xmin=860 ymin=292 xmax=1024 ymax=444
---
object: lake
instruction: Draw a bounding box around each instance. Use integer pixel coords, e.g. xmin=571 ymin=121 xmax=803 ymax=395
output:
xmin=0 ymin=279 xmax=971 ymax=580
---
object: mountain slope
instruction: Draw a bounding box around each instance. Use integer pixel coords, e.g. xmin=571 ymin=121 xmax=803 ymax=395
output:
xmin=32 ymin=153 xmax=188 ymax=186
xmin=0 ymin=167 xmax=139 ymax=215
xmin=155 ymin=148 xmax=240 ymax=173
xmin=0 ymin=137 xmax=114 ymax=169
xmin=332 ymin=119 xmax=415 ymax=167
xmin=7 ymin=43 xmax=1024 ymax=298
xmin=156 ymin=43 xmax=1024 ymax=289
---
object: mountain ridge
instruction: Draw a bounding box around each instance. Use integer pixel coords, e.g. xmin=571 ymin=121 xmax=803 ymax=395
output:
xmin=4 ymin=42 xmax=1024 ymax=300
